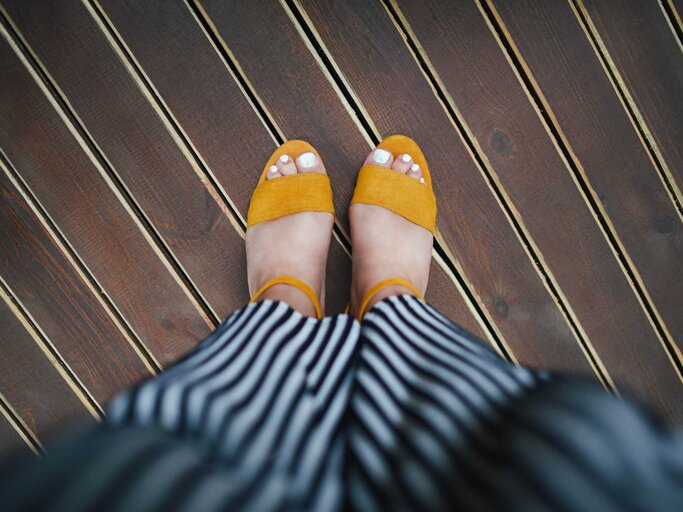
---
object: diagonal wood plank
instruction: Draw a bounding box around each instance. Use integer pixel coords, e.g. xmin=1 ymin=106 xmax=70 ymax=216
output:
xmin=0 ymin=289 xmax=96 ymax=439
xmin=95 ymin=0 xmax=478 ymax=329
xmin=0 ymin=18 xmax=213 ymax=368
xmin=488 ymin=0 xmax=683 ymax=367
xmin=392 ymin=0 xmax=682 ymax=422
xmin=1 ymin=0 xmax=260 ymax=322
xmin=297 ymin=0 xmax=596 ymax=376
xmin=579 ymin=0 xmax=683 ymax=207
xmin=0 ymin=165 xmax=151 ymax=404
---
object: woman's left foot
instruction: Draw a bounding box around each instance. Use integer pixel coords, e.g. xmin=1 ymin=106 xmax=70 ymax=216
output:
xmin=246 ymin=151 xmax=334 ymax=317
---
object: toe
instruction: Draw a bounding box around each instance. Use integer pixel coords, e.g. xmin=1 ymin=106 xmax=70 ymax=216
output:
xmin=266 ymin=164 xmax=282 ymax=180
xmin=364 ymin=147 xmax=394 ymax=168
xmin=295 ymin=151 xmax=326 ymax=174
xmin=276 ymin=154 xmax=297 ymax=176
xmin=391 ymin=153 xmax=413 ymax=174
xmin=406 ymin=162 xmax=423 ymax=181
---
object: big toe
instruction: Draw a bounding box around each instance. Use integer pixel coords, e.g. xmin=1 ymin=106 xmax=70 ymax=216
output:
xmin=364 ymin=147 xmax=394 ymax=169
xmin=295 ymin=151 xmax=326 ymax=174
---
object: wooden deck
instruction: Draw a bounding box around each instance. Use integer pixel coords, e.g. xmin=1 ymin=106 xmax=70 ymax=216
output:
xmin=0 ymin=0 xmax=681 ymax=459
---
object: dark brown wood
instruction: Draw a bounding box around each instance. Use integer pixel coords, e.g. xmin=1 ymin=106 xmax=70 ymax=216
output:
xmin=0 ymin=169 xmax=151 ymax=404
xmin=0 ymin=23 xmax=212 ymax=368
xmin=2 ymin=0 xmax=252 ymax=322
xmin=97 ymin=0 xmax=481 ymax=330
xmin=582 ymin=0 xmax=683 ymax=203
xmin=0 ymin=414 xmax=32 ymax=463
xmin=298 ymin=0 xmax=594 ymax=375
xmin=396 ymin=0 xmax=682 ymax=422
xmin=490 ymin=0 xmax=683 ymax=368
xmin=0 ymin=298 xmax=94 ymax=438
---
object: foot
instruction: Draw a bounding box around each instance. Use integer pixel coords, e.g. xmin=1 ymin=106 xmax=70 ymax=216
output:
xmin=349 ymin=147 xmax=433 ymax=316
xmin=246 ymin=150 xmax=334 ymax=317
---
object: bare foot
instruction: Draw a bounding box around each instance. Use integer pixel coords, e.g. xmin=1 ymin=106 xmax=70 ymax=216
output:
xmin=349 ymin=147 xmax=433 ymax=316
xmin=246 ymin=150 xmax=334 ymax=317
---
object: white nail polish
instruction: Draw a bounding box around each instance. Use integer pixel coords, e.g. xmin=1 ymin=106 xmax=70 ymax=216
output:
xmin=279 ymin=155 xmax=290 ymax=163
xmin=269 ymin=165 xmax=279 ymax=174
xmin=410 ymin=164 xmax=420 ymax=173
xmin=401 ymin=154 xmax=411 ymax=163
xmin=373 ymin=148 xmax=391 ymax=164
xmin=298 ymin=152 xmax=317 ymax=168
xmin=419 ymin=177 xmax=425 ymax=183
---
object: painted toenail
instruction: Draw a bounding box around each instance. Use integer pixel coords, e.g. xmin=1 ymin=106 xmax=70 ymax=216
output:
xmin=373 ymin=148 xmax=391 ymax=164
xmin=269 ymin=165 xmax=279 ymax=174
xmin=411 ymin=164 xmax=420 ymax=173
xmin=298 ymin=152 xmax=317 ymax=168
xmin=279 ymin=155 xmax=290 ymax=163
xmin=419 ymin=177 xmax=426 ymax=183
xmin=401 ymin=154 xmax=411 ymax=163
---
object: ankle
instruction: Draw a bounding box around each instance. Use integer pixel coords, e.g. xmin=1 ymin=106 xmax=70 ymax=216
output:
xmin=259 ymin=284 xmax=319 ymax=318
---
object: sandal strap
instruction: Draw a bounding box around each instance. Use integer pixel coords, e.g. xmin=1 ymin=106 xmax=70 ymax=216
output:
xmin=356 ymin=277 xmax=423 ymax=320
xmin=250 ymin=276 xmax=323 ymax=319
xmin=351 ymin=165 xmax=436 ymax=233
xmin=247 ymin=172 xmax=334 ymax=227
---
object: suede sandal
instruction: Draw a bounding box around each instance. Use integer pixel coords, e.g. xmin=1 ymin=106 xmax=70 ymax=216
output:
xmin=247 ymin=140 xmax=334 ymax=319
xmin=349 ymin=134 xmax=437 ymax=320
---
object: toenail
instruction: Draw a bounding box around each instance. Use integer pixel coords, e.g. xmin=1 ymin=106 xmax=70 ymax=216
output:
xmin=269 ymin=165 xmax=279 ymax=174
xmin=298 ymin=152 xmax=317 ymax=168
xmin=373 ymin=148 xmax=391 ymax=164
xmin=279 ymin=155 xmax=290 ymax=163
xmin=401 ymin=154 xmax=411 ymax=163
xmin=419 ymin=177 xmax=425 ymax=183
xmin=411 ymin=164 xmax=420 ymax=173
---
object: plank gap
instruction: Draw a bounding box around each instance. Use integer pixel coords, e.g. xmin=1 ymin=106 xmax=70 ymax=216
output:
xmin=661 ymin=0 xmax=683 ymax=45
xmin=573 ymin=0 xmax=683 ymax=217
xmin=480 ymin=0 xmax=683 ymax=380
xmin=0 ymin=395 xmax=42 ymax=456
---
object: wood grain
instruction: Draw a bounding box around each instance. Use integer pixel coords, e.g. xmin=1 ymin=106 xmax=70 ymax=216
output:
xmin=0 ymin=20 xmax=212 ymax=367
xmin=490 ymin=0 xmax=683 ymax=367
xmin=298 ymin=0 xmax=594 ymax=375
xmin=395 ymin=0 xmax=682 ymax=422
xmin=0 ymin=295 xmax=94 ymax=439
xmin=2 ymin=0 xmax=251 ymax=322
xmin=581 ymin=0 xmax=683 ymax=203
xmin=0 ymin=168 xmax=151 ymax=404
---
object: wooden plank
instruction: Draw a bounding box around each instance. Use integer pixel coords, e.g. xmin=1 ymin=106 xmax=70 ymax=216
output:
xmin=297 ymin=0 xmax=595 ymax=375
xmin=0 ymin=167 xmax=151 ymax=404
xmin=95 ymin=0 xmax=477 ymax=328
xmin=489 ymin=0 xmax=683 ymax=364
xmin=0 ymin=290 xmax=95 ymax=439
xmin=0 ymin=19 xmax=213 ymax=368
xmin=580 ymin=0 xmax=683 ymax=204
xmin=394 ymin=0 xmax=683 ymax=422
xmin=1 ymin=0 xmax=255 ymax=322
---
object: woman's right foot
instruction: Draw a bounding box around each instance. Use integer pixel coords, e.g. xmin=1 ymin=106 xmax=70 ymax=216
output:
xmin=349 ymin=147 xmax=434 ymax=316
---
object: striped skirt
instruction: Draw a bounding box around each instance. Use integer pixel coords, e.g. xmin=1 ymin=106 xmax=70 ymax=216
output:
xmin=1 ymin=296 xmax=682 ymax=511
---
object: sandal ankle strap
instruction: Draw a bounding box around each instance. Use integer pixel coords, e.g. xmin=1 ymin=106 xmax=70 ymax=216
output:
xmin=250 ymin=276 xmax=323 ymax=319
xmin=356 ymin=277 xmax=423 ymax=320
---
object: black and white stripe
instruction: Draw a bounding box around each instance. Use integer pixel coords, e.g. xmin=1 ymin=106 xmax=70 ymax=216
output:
xmin=1 ymin=296 xmax=681 ymax=511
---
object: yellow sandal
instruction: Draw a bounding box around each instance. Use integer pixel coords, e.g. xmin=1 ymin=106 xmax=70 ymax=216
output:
xmin=247 ymin=140 xmax=334 ymax=319
xmin=350 ymin=134 xmax=437 ymax=320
